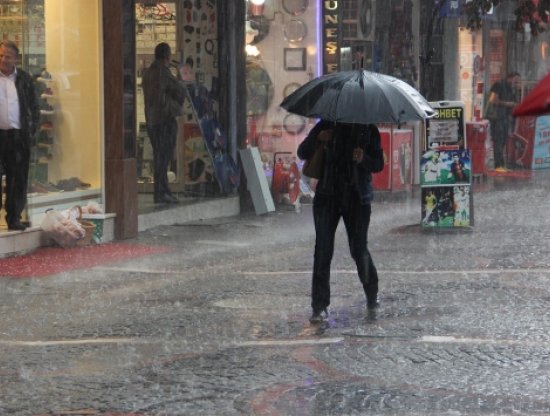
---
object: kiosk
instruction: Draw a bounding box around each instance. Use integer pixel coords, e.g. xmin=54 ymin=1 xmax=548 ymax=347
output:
xmin=422 ymin=101 xmax=473 ymax=228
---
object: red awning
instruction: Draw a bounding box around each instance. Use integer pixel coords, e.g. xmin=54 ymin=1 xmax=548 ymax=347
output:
xmin=513 ymin=70 xmax=550 ymax=117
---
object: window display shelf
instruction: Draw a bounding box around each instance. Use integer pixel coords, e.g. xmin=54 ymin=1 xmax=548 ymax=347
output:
xmin=0 ymin=16 xmax=26 ymax=21
xmin=28 ymin=188 xmax=101 ymax=208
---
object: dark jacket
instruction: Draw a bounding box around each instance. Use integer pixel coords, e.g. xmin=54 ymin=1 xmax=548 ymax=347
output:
xmin=142 ymin=60 xmax=186 ymax=125
xmin=489 ymin=79 xmax=517 ymax=120
xmin=298 ymin=120 xmax=384 ymax=204
xmin=15 ymin=68 xmax=40 ymax=141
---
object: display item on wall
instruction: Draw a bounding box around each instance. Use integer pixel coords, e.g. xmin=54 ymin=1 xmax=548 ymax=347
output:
xmin=246 ymin=60 xmax=274 ymax=116
xmin=283 ymin=113 xmax=306 ymax=134
xmin=284 ymin=48 xmax=306 ymax=71
xmin=283 ymin=18 xmax=307 ymax=42
xmin=282 ymin=0 xmax=309 ymax=16
xmin=283 ymin=82 xmax=301 ymax=98
xmin=358 ymin=0 xmax=375 ymax=41
xmin=248 ymin=16 xmax=270 ymax=44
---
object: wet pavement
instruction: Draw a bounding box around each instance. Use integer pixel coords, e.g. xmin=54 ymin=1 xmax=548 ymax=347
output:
xmin=1 ymin=171 xmax=550 ymax=415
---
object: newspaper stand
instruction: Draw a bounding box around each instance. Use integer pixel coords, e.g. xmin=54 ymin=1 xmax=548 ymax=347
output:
xmin=422 ymin=101 xmax=474 ymax=228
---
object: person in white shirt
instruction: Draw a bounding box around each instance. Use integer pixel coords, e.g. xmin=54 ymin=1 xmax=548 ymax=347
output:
xmin=0 ymin=40 xmax=40 ymax=230
xmin=423 ymin=151 xmax=443 ymax=183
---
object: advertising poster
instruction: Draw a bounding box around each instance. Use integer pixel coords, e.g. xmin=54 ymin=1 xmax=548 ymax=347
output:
xmin=421 ymin=187 xmax=455 ymax=227
xmin=420 ymin=149 xmax=471 ymax=185
xmin=421 ymin=185 xmax=472 ymax=228
xmin=453 ymin=185 xmax=471 ymax=227
xmin=421 ymin=148 xmax=473 ymax=228
xmin=532 ymin=115 xmax=550 ymax=169
xmin=426 ymin=101 xmax=466 ymax=150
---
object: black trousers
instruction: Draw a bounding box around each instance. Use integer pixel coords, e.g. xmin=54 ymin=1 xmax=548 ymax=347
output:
xmin=490 ymin=118 xmax=510 ymax=168
xmin=147 ymin=119 xmax=177 ymax=200
xmin=0 ymin=129 xmax=30 ymax=225
xmin=311 ymin=192 xmax=378 ymax=312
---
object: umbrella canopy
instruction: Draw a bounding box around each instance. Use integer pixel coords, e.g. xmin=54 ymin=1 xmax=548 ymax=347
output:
xmin=513 ymin=70 xmax=550 ymax=117
xmin=280 ymin=69 xmax=435 ymax=125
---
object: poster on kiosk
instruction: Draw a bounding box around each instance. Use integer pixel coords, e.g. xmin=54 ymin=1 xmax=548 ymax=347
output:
xmin=422 ymin=101 xmax=473 ymax=228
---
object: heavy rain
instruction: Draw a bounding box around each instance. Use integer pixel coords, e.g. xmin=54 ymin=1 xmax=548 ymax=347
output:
xmin=1 ymin=0 xmax=550 ymax=415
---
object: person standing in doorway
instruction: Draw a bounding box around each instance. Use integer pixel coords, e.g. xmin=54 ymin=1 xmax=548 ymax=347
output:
xmin=0 ymin=40 xmax=40 ymax=231
xmin=487 ymin=72 xmax=520 ymax=172
xmin=141 ymin=42 xmax=186 ymax=204
xmin=298 ymin=120 xmax=384 ymax=323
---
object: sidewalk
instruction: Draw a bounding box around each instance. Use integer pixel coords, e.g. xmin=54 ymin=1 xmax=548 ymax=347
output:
xmin=0 ymin=166 xmax=545 ymax=262
xmin=0 ymin=194 xmax=240 ymax=257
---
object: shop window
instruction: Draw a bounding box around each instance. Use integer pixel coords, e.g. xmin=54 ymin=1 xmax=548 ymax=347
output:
xmin=1 ymin=0 xmax=103 ymax=230
xmin=136 ymin=1 xmax=228 ymax=203
xmin=244 ymin=0 xmax=320 ymax=203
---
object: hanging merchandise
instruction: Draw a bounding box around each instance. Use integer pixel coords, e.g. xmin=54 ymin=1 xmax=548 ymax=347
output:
xmin=272 ymin=152 xmax=301 ymax=206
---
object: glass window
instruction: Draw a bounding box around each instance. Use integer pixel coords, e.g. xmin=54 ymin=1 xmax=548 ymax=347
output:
xmin=245 ymin=0 xmax=319 ymax=205
xmin=4 ymin=0 xmax=103 ymax=228
xmin=135 ymin=1 xmax=225 ymax=209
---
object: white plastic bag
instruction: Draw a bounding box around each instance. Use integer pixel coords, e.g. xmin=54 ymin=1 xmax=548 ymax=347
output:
xmin=81 ymin=201 xmax=104 ymax=214
xmin=40 ymin=208 xmax=86 ymax=248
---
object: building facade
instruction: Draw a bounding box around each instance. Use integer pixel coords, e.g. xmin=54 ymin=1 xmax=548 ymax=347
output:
xmin=1 ymin=0 xmax=549 ymax=254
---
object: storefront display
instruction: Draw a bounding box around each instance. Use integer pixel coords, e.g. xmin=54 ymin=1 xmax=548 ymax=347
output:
xmin=135 ymin=1 xmax=231 ymax=197
xmin=1 ymin=0 xmax=103 ymax=230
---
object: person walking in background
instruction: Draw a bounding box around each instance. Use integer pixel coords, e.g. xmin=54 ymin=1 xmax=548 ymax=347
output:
xmin=142 ymin=42 xmax=186 ymax=204
xmin=298 ymin=120 xmax=384 ymax=323
xmin=486 ymin=72 xmax=521 ymax=172
xmin=0 ymin=40 xmax=40 ymax=231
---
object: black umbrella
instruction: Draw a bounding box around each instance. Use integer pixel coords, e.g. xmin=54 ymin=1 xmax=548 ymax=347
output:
xmin=280 ymin=69 xmax=435 ymax=125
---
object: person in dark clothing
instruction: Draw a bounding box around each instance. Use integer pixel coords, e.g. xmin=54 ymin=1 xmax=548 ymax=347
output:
xmin=298 ymin=120 xmax=385 ymax=323
xmin=0 ymin=40 xmax=40 ymax=231
xmin=487 ymin=72 xmax=520 ymax=172
xmin=141 ymin=42 xmax=186 ymax=204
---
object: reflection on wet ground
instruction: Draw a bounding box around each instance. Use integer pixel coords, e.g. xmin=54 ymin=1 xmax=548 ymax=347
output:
xmin=1 ymin=168 xmax=550 ymax=414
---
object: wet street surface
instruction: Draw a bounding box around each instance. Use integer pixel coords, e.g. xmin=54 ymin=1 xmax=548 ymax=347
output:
xmin=1 ymin=173 xmax=550 ymax=415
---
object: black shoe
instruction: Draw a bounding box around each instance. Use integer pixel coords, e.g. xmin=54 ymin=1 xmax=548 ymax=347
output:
xmin=367 ymin=298 xmax=380 ymax=310
xmin=8 ymin=222 xmax=27 ymax=231
xmin=309 ymin=308 xmax=328 ymax=323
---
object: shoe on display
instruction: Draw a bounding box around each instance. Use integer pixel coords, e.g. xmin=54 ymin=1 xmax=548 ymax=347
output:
xmin=309 ymin=308 xmax=328 ymax=323
xmin=494 ymin=166 xmax=508 ymax=173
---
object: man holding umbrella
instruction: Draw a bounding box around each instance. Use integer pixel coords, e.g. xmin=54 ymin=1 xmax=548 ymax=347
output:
xmin=282 ymin=69 xmax=434 ymax=323
xmin=298 ymin=120 xmax=384 ymax=323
